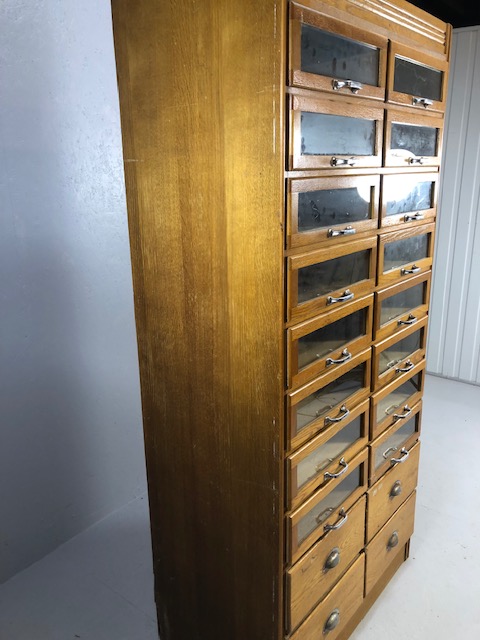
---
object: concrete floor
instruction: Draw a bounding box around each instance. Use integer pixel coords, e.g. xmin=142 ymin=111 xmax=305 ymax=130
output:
xmin=1 ymin=374 xmax=479 ymax=639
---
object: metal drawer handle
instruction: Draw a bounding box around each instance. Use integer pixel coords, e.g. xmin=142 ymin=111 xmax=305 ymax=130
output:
xmin=413 ymin=97 xmax=433 ymax=108
xmin=330 ymin=156 xmax=356 ymax=167
xmin=395 ymin=359 xmax=414 ymax=373
xmin=328 ymin=225 xmax=356 ymax=238
xmin=401 ymin=264 xmax=421 ymax=275
xmin=327 ymin=289 xmax=354 ymax=305
xmin=324 ymin=608 xmax=341 ymax=633
xmin=324 ymin=547 xmax=341 ymax=571
xmin=324 ymin=457 xmax=348 ymax=480
xmin=332 ymin=78 xmax=363 ymax=94
xmin=404 ymin=212 xmax=425 ymax=222
xmin=391 ymin=447 xmax=410 ymax=464
xmin=390 ymin=480 xmax=403 ymax=498
xmin=387 ymin=531 xmax=399 ymax=550
xmin=326 ymin=348 xmax=352 ymax=367
xmin=324 ymin=404 xmax=350 ymax=426
xmin=324 ymin=508 xmax=348 ymax=532
xmin=393 ymin=405 xmax=412 ymax=420
xmin=408 ymin=156 xmax=426 ymax=165
xmin=397 ymin=314 xmax=417 ymax=326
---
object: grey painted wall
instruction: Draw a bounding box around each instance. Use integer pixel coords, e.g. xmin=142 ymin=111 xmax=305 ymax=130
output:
xmin=0 ymin=1 xmax=146 ymax=582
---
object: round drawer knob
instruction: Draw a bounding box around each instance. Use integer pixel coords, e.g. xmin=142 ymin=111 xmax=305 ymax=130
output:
xmin=324 ymin=608 xmax=340 ymax=633
xmin=324 ymin=547 xmax=341 ymax=571
xmin=390 ymin=480 xmax=402 ymax=498
xmin=387 ymin=531 xmax=399 ymax=550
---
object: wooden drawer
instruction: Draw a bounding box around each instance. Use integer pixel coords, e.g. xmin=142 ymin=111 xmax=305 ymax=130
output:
xmin=367 ymin=441 xmax=420 ymax=541
xmin=287 ymin=295 xmax=373 ymax=389
xmin=287 ymin=236 xmax=377 ymax=325
xmin=385 ymin=109 xmax=444 ymax=168
xmin=366 ymin=490 xmax=416 ymax=594
xmin=380 ymin=172 xmax=438 ymax=230
xmin=286 ymin=496 xmax=366 ymax=634
xmin=372 ymin=316 xmax=427 ymax=391
xmin=374 ymin=271 xmax=431 ymax=342
xmin=377 ymin=223 xmax=435 ymax=288
xmin=369 ymin=402 xmax=421 ymax=486
xmin=287 ymin=175 xmax=380 ymax=250
xmin=290 ymin=553 xmax=365 ymax=640
xmin=287 ymin=399 xmax=369 ymax=510
xmin=287 ymin=448 xmax=368 ymax=565
xmin=287 ymin=349 xmax=371 ymax=451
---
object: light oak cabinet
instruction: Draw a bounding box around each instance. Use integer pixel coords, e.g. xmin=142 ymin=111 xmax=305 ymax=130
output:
xmin=111 ymin=1 xmax=450 ymax=638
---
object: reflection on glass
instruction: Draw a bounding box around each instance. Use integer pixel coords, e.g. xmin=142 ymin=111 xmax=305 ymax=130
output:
xmin=380 ymin=282 xmax=425 ymax=325
xmin=298 ymin=187 xmax=371 ymax=232
xmin=301 ymin=112 xmax=376 ymax=156
xmin=374 ymin=417 xmax=417 ymax=470
xmin=297 ymin=467 xmax=360 ymax=543
xmin=383 ymin=234 xmax=428 ymax=272
xmin=390 ymin=122 xmax=437 ymax=158
xmin=378 ymin=329 xmax=422 ymax=374
xmin=300 ymin=24 xmax=379 ymax=87
xmin=295 ymin=364 xmax=365 ymax=433
xmin=394 ymin=57 xmax=442 ymax=101
xmin=298 ymin=309 xmax=367 ymax=369
xmin=298 ymin=250 xmax=370 ymax=302
xmin=385 ymin=180 xmax=433 ymax=216
xmin=376 ymin=374 xmax=420 ymax=425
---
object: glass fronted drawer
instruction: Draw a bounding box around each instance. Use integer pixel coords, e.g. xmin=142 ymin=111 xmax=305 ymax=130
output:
xmin=289 ymin=95 xmax=383 ymax=170
xmin=289 ymin=4 xmax=387 ymax=100
xmin=387 ymin=42 xmax=448 ymax=113
xmin=377 ymin=223 xmax=434 ymax=287
xmin=370 ymin=361 xmax=424 ymax=440
xmin=287 ymin=174 xmax=379 ymax=249
xmin=287 ymin=349 xmax=371 ymax=451
xmin=286 ymin=448 xmax=368 ymax=564
xmin=385 ymin=109 xmax=443 ymax=167
xmin=374 ymin=271 xmax=431 ymax=342
xmin=372 ymin=316 xmax=427 ymax=391
xmin=369 ymin=401 xmax=421 ymax=485
xmin=287 ymin=399 xmax=369 ymax=510
xmin=287 ymin=294 xmax=373 ymax=389
xmin=288 ymin=236 xmax=377 ymax=324
xmin=381 ymin=172 xmax=438 ymax=229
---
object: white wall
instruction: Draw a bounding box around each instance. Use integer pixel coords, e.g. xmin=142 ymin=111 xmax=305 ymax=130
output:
xmin=428 ymin=27 xmax=480 ymax=384
xmin=0 ymin=0 xmax=146 ymax=582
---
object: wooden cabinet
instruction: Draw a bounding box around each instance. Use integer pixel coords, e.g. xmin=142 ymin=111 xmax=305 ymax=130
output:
xmin=111 ymin=0 xmax=451 ymax=638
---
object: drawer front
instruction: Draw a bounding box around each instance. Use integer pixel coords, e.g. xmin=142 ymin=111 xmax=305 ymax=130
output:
xmin=366 ymin=491 xmax=417 ymax=594
xmin=377 ymin=223 xmax=435 ymax=288
xmin=287 ymin=448 xmax=368 ymax=564
xmin=287 ymin=175 xmax=380 ymax=249
xmin=385 ymin=109 xmax=444 ymax=168
xmin=286 ymin=496 xmax=366 ymax=633
xmin=288 ymin=236 xmax=377 ymax=324
xmin=290 ymin=553 xmax=365 ymax=640
xmin=369 ymin=402 xmax=421 ymax=486
xmin=287 ymin=399 xmax=369 ymax=510
xmin=367 ymin=441 xmax=420 ymax=541
xmin=381 ymin=172 xmax=438 ymax=230
xmin=289 ymin=5 xmax=387 ymax=100
xmin=374 ymin=271 xmax=431 ymax=342
xmin=287 ymin=349 xmax=371 ymax=451
xmin=289 ymin=95 xmax=384 ymax=170
xmin=287 ymin=295 xmax=373 ymax=389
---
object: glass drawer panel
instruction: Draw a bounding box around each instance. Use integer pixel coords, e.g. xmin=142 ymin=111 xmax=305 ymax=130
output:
xmin=380 ymin=281 xmax=425 ymax=325
xmin=301 ymin=24 xmax=379 ymax=87
xmin=297 ymin=467 xmax=361 ymax=543
xmin=298 ymin=309 xmax=367 ymax=369
xmin=390 ymin=122 xmax=437 ymax=158
xmin=301 ymin=112 xmax=376 ymax=156
xmin=374 ymin=417 xmax=416 ymax=471
xmin=376 ymin=373 xmax=420 ymax=426
xmin=385 ymin=180 xmax=434 ymax=216
xmin=298 ymin=186 xmax=371 ymax=232
xmin=378 ymin=328 xmax=422 ymax=375
xmin=295 ymin=364 xmax=365 ymax=434
xmin=298 ymin=250 xmax=370 ymax=303
xmin=383 ymin=234 xmax=428 ymax=272
xmin=394 ymin=57 xmax=442 ymax=102
xmin=296 ymin=418 xmax=363 ymax=490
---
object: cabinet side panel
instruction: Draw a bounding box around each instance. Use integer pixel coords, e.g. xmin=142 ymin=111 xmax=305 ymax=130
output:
xmin=111 ymin=1 xmax=285 ymax=639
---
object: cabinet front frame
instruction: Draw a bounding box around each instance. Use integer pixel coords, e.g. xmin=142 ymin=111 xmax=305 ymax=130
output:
xmin=380 ymin=171 xmax=439 ymax=229
xmin=384 ymin=109 xmax=444 ymax=168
